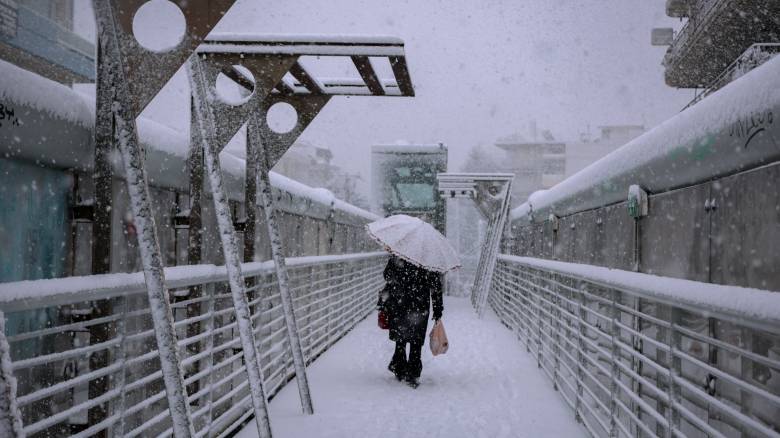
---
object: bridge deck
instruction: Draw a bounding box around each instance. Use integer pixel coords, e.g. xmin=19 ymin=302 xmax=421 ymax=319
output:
xmin=237 ymin=297 xmax=584 ymax=438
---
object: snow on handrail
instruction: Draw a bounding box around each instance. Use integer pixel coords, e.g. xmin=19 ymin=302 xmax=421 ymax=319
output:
xmin=0 ymin=252 xmax=387 ymax=313
xmin=498 ymin=254 xmax=780 ymax=331
xmin=510 ymin=55 xmax=780 ymax=223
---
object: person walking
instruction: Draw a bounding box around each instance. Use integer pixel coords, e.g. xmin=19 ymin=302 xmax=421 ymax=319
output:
xmin=366 ymin=214 xmax=459 ymax=388
xmin=379 ymin=256 xmax=443 ymax=387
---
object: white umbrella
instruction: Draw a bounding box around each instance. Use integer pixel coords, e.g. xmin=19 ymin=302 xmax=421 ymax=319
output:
xmin=366 ymin=214 xmax=461 ymax=272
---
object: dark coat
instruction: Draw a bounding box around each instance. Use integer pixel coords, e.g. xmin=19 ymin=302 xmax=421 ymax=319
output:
xmin=379 ymin=257 xmax=443 ymax=344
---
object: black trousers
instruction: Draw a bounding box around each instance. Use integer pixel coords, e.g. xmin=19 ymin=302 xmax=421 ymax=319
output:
xmin=390 ymin=339 xmax=423 ymax=379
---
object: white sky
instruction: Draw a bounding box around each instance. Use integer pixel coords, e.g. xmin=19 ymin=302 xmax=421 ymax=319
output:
xmin=73 ymin=0 xmax=692 ymax=192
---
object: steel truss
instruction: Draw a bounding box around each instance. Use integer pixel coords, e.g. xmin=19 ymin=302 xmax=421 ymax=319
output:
xmin=90 ymin=2 xmax=236 ymax=437
xmin=437 ymin=173 xmax=514 ymax=317
xmin=187 ymin=34 xmax=414 ymax=432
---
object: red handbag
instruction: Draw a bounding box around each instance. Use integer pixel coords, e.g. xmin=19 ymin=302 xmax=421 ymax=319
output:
xmin=378 ymin=310 xmax=389 ymax=330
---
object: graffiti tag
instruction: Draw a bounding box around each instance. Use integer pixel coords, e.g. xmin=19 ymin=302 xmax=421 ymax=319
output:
xmin=729 ymin=109 xmax=774 ymax=149
xmin=0 ymin=102 xmax=20 ymax=128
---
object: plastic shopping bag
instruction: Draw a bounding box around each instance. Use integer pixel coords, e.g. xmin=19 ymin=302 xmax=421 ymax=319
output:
xmin=429 ymin=320 xmax=449 ymax=356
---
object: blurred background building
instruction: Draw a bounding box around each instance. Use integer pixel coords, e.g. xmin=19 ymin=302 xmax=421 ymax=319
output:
xmin=652 ymin=0 xmax=779 ymax=107
xmin=0 ymin=0 xmax=94 ymax=84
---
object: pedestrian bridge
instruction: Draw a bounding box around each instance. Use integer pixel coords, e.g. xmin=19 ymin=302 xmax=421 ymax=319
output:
xmin=1 ymin=3 xmax=779 ymax=436
xmin=1 ymin=250 xmax=778 ymax=437
xmin=234 ymin=297 xmax=582 ymax=438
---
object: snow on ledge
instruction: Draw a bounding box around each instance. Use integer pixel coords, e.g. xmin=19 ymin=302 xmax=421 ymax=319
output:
xmin=0 ymin=59 xmax=92 ymax=128
xmin=498 ymin=254 xmax=780 ymax=329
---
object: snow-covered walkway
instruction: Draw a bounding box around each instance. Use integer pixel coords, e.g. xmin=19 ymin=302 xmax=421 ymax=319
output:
xmin=237 ymin=297 xmax=585 ymax=438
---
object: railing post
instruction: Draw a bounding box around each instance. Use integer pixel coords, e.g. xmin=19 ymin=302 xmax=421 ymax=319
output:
xmin=536 ymin=271 xmax=543 ymax=369
xmin=575 ymin=280 xmax=586 ymax=423
xmin=664 ymin=308 xmax=681 ymax=438
xmin=203 ymin=282 xmax=217 ymax=437
xmin=0 ymin=311 xmax=24 ymax=438
xmin=521 ymin=268 xmax=531 ymax=353
xmin=630 ymin=297 xmax=643 ymax=437
xmin=608 ymin=288 xmax=620 ymax=438
xmin=551 ymin=274 xmax=561 ymax=392
xmin=112 ymin=296 xmax=128 ymax=437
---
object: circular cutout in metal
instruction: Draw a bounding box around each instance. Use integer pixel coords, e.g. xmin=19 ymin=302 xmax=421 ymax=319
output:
xmin=267 ymin=102 xmax=298 ymax=134
xmin=132 ymin=0 xmax=186 ymax=53
xmin=215 ymin=65 xmax=256 ymax=106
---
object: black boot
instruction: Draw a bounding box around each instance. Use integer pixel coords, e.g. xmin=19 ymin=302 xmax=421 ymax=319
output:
xmin=403 ymin=375 xmax=419 ymax=388
xmin=404 ymin=340 xmax=423 ymax=388
xmin=389 ymin=342 xmax=407 ymax=380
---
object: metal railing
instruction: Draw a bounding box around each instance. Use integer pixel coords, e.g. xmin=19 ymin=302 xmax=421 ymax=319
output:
xmin=683 ymin=43 xmax=780 ymax=109
xmin=664 ymin=0 xmax=725 ymax=67
xmin=0 ymin=252 xmax=386 ymax=437
xmin=490 ymin=254 xmax=780 ymax=438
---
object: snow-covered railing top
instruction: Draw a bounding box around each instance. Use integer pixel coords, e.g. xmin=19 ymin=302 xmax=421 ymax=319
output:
xmin=498 ymin=254 xmax=780 ymax=332
xmin=200 ymin=33 xmax=414 ymax=97
xmin=510 ymin=55 xmax=780 ymax=224
xmin=0 ymin=252 xmax=387 ymax=313
xmin=0 ymin=59 xmax=378 ymax=224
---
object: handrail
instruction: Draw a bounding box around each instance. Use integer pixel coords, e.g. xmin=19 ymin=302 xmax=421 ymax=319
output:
xmin=0 ymin=252 xmax=387 ymax=437
xmin=497 ymin=255 xmax=780 ymax=332
xmin=490 ymin=255 xmax=780 ymax=438
xmin=0 ymin=252 xmax=386 ymax=313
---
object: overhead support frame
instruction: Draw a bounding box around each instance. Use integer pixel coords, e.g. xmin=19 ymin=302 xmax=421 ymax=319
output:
xmin=437 ymin=173 xmax=514 ymax=318
xmin=91 ymin=1 xmax=237 ymax=437
xmin=189 ymin=34 xmax=414 ymax=424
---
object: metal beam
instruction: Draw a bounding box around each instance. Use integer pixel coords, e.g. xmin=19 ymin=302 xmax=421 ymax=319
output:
xmin=188 ymin=55 xmax=280 ymax=438
xmin=351 ymin=56 xmax=385 ymax=95
xmin=389 ymin=56 xmax=415 ymax=97
xmin=437 ymin=173 xmax=514 ymax=317
xmin=91 ymin=1 xmax=238 ymax=435
xmin=289 ymin=62 xmax=323 ymax=94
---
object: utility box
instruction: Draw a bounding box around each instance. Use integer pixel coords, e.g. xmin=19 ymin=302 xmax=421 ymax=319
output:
xmin=651 ymin=28 xmax=675 ymax=46
xmin=666 ymin=0 xmax=691 ymax=18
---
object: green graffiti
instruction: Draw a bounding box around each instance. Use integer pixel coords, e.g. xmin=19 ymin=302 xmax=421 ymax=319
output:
xmin=667 ymin=133 xmax=716 ymax=162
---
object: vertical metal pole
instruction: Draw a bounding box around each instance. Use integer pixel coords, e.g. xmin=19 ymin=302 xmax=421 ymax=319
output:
xmin=251 ymin=124 xmax=315 ymax=415
xmin=188 ymin=96 xmax=205 ymax=268
xmin=575 ymin=282 xmax=586 ymax=423
xmin=608 ymin=289 xmax=620 ymax=438
xmin=474 ymin=187 xmax=512 ymax=317
xmin=552 ymin=275 xmax=561 ymax=392
xmin=203 ymin=282 xmax=217 ymax=436
xmin=244 ymin=126 xmax=258 ymax=263
xmin=0 ymin=312 xmax=24 ymax=438
xmin=664 ymin=309 xmax=681 ymax=438
xmin=185 ymin=97 xmax=204 ymax=397
xmin=536 ymin=273 xmax=543 ymax=368
xmin=90 ymin=36 xmax=114 ymax=436
xmin=93 ymin=3 xmax=194 ymax=436
xmin=187 ymin=57 xmax=273 ymax=438
xmin=112 ymin=296 xmax=128 ymax=437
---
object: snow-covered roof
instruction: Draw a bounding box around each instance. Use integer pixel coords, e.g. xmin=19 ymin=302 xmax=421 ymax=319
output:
xmin=511 ymin=55 xmax=780 ymax=224
xmin=0 ymin=59 xmax=378 ymax=224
